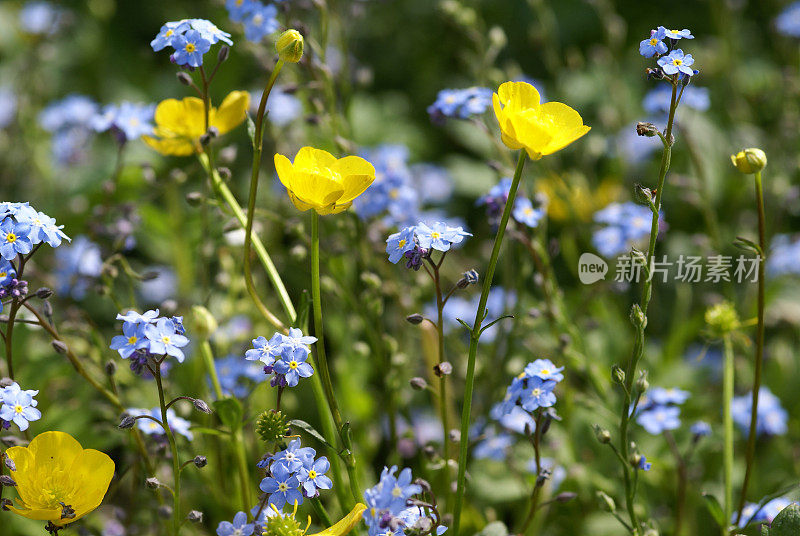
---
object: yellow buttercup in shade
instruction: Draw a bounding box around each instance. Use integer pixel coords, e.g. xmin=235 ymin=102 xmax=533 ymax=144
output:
xmin=5 ymin=431 xmax=115 ymax=526
xmin=261 ymin=501 xmax=367 ymax=536
xmin=493 ymin=81 xmax=590 ymax=160
xmin=274 ymin=147 xmax=376 ymax=215
xmin=143 ymin=90 xmax=250 ymax=156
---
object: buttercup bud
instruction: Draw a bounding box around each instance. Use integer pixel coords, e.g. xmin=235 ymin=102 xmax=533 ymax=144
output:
xmin=730 ymin=148 xmax=767 ymax=174
xmin=190 ymin=305 xmax=218 ymax=339
xmin=705 ymin=301 xmax=740 ymax=337
xmin=277 ymin=30 xmax=304 ymax=63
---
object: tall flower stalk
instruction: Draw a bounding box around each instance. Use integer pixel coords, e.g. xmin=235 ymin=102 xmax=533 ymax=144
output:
xmin=452 ymin=79 xmax=590 ymax=535
xmin=731 ymin=149 xmax=768 ymax=525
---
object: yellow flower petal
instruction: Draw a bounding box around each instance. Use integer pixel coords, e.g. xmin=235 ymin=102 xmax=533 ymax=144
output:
xmin=212 ymin=90 xmax=250 ymax=135
xmin=493 ymin=81 xmax=588 ymax=159
xmin=142 ymin=135 xmax=196 ymax=156
xmin=291 ymin=171 xmax=345 ymax=209
xmin=294 ymin=147 xmax=338 ymax=169
xmin=309 ymin=503 xmax=367 ymax=536
xmin=274 ymin=153 xmax=295 ymax=189
xmin=154 ymin=98 xmax=205 ymax=139
xmin=333 ymin=156 xmax=376 ymax=205
xmin=5 ymin=431 xmax=115 ymax=526
xmin=497 ymin=81 xmax=541 ymax=112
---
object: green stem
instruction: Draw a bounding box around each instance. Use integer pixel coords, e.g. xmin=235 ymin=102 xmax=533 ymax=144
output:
xmin=735 ymin=169 xmax=767 ymax=525
xmin=200 ymin=153 xmax=296 ymax=329
xmin=155 ymin=364 xmax=182 ymax=536
xmin=243 ymin=60 xmax=289 ymax=331
xmin=452 ymin=150 xmax=526 ymax=536
xmin=199 ymin=339 xmax=253 ymax=513
xmin=722 ymin=334 xmax=734 ymax=531
xmin=431 ymin=259 xmax=452 ymax=503
xmin=617 ymin=81 xmax=679 ymax=535
xmin=311 ymin=211 xmax=361 ymax=506
xmin=310 ymin=497 xmax=335 ymax=527
xmin=518 ymin=410 xmax=543 ymax=535
xmin=200 ymin=340 xmax=224 ymax=400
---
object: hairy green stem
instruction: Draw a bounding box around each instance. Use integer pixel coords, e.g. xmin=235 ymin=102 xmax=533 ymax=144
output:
xmin=617 ymin=81 xmax=679 ymax=535
xmin=736 ymin=169 xmax=767 ymax=525
xmin=452 ymin=150 xmax=526 ymax=536
xmin=243 ymin=60 xmax=291 ymax=332
xmin=200 ymin=153 xmax=296 ymax=329
xmin=722 ymin=334 xmax=734 ymax=531
xmin=311 ymin=211 xmax=361 ymax=506
xmin=155 ymin=364 xmax=182 ymax=536
xmin=430 ymin=258 xmax=452 ymax=504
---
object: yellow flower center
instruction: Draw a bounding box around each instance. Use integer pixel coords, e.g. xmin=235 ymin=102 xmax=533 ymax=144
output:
xmin=389 ymin=188 xmax=399 ymax=199
xmin=308 ymin=470 xmax=317 ymax=479
xmin=397 ymin=239 xmax=406 ymax=248
xmin=278 ymin=483 xmax=289 ymax=492
xmin=14 ymin=405 xmax=24 ymax=414
xmin=289 ymin=360 xmax=299 ymax=370
xmin=649 ymin=38 xmax=658 ymax=45
xmin=161 ymin=335 xmax=171 ymax=345
xmin=185 ymin=43 xmax=196 ymax=53
xmin=129 ymin=118 xmax=140 ymax=126
xmin=673 ymin=59 xmax=682 ymax=66
xmin=253 ymin=14 xmax=263 ymax=24
xmin=128 ymin=336 xmax=138 ymax=345
xmin=430 ymin=231 xmax=441 ymax=240
xmin=6 ymin=233 xmax=17 ymax=243
xmin=524 ymin=208 xmax=534 ymax=215
xmin=166 ymin=29 xmax=174 ymax=37
xmin=0 ymin=271 xmax=6 ymax=278
xmin=540 ymin=368 xmax=550 ymax=375
xmin=531 ymin=388 xmax=542 ymax=396
xmin=392 ymin=485 xmax=403 ymax=498
xmin=517 ymin=372 xmax=526 ymax=379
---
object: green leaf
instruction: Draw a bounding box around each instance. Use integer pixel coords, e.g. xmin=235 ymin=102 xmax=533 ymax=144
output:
xmin=733 ymin=236 xmax=762 ymax=255
xmin=191 ymin=426 xmax=228 ymax=437
xmin=701 ymin=492 xmax=726 ymax=529
xmin=213 ymin=398 xmax=243 ymax=432
xmin=289 ymin=419 xmax=336 ymax=451
xmin=474 ymin=521 xmax=509 ymax=536
xmin=769 ymin=503 xmax=800 ymax=536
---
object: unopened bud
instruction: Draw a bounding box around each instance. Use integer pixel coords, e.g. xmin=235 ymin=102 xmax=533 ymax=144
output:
xmin=35 ymin=287 xmax=53 ymax=299
xmin=51 ymin=340 xmax=68 ymax=354
xmin=556 ymin=492 xmax=577 ymax=503
xmin=730 ymin=148 xmax=767 ymax=174
xmin=158 ymin=505 xmax=173 ymax=519
xmin=176 ymin=72 xmax=193 ymax=86
xmin=187 ymin=510 xmax=203 ymax=523
xmin=119 ymin=415 xmax=136 ymax=429
xmin=636 ymin=122 xmax=658 ymax=137
xmin=193 ymin=455 xmax=207 ymax=468
xmin=217 ymin=46 xmax=229 ymax=63
xmin=186 ymin=191 xmax=204 ymax=206
xmin=636 ymin=372 xmax=649 ymax=393
xmin=190 ymin=305 xmax=218 ymax=339
xmin=276 ymin=30 xmax=304 ymax=63
xmin=597 ymin=491 xmax=616 ymax=512
xmin=145 ymin=477 xmax=161 ymax=489
xmin=611 ymin=365 xmax=625 ymax=384
xmin=406 ymin=313 xmax=424 ymax=325
xmin=0 ymin=475 xmax=16 ymax=486
xmin=434 ymin=362 xmax=453 ymax=377
xmin=105 ymin=361 xmax=117 ymax=376
xmin=410 ymin=377 xmax=428 ymax=390
xmin=634 ymin=184 xmax=654 ymax=206
xmin=193 ymin=398 xmax=212 ymax=414
xmin=630 ymin=304 xmax=646 ymax=329
xmin=594 ymin=425 xmax=611 ymax=444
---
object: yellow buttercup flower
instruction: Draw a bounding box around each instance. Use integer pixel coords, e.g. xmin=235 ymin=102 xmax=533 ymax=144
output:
xmin=274 ymin=147 xmax=376 ymax=215
xmin=143 ymin=90 xmax=250 ymax=156
xmin=493 ymin=81 xmax=590 ymax=160
xmin=261 ymin=501 xmax=366 ymax=536
xmin=5 ymin=431 xmax=115 ymax=526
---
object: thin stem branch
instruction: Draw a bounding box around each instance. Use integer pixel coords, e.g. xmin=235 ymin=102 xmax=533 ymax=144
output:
xmin=736 ymin=169 xmax=767 ymax=524
xmin=452 ymin=150 xmax=526 ymax=536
